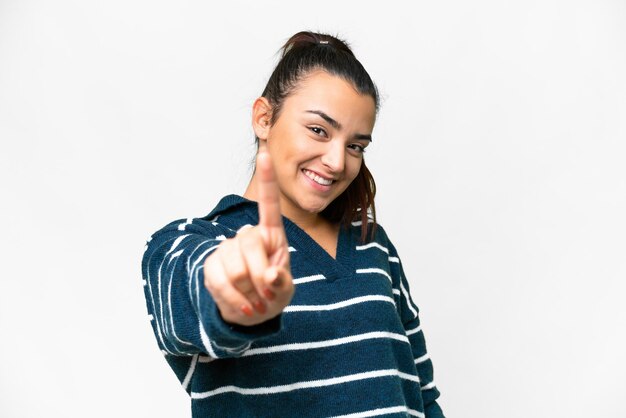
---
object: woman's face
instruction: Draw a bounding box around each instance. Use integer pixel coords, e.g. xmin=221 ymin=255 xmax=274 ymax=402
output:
xmin=261 ymin=70 xmax=376 ymax=222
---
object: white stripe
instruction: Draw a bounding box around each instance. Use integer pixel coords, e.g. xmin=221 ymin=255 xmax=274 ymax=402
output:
xmin=216 ymin=235 xmax=226 ymax=241
xmin=198 ymin=355 xmax=214 ymax=363
xmin=170 ymin=249 xmax=183 ymax=259
xmin=388 ymin=256 xmax=399 ymax=263
xmin=351 ymin=218 xmax=374 ymax=226
xmin=191 ymin=246 xmax=219 ymax=307
xmin=293 ymin=274 xmax=326 ymax=285
xmin=392 ymin=288 xmax=401 ymax=296
xmin=145 ymin=256 xmax=172 ymax=354
xmin=192 ymin=265 xmax=203 ymax=314
xmin=152 ymin=234 xmax=197 ymax=355
xmin=186 ymin=239 xmax=214 ymax=308
xmin=243 ymin=331 xmax=409 ymax=357
xmin=199 ymin=321 xmax=218 ymax=359
xmin=288 ymin=246 xmax=297 ymax=252
xmin=191 ymin=368 xmax=419 ymax=399
xmin=142 ymin=279 xmax=147 ymax=286
xmin=356 ymin=242 xmax=389 ymax=254
xmin=181 ymin=354 xmax=199 ymax=390
xmin=186 ymin=240 xmax=212 ymax=274
xmin=405 ymin=325 xmax=422 ymax=336
xmin=331 ymin=406 xmax=424 ymax=418
xmin=156 ymin=255 xmax=173 ymax=354
xmin=356 ymin=268 xmax=392 ymax=283
xmin=284 ymin=295 xmax=395 ymax=312
xmin=167 ymin=255 xmax=194 ymax=350
xmin=408 ymin=408 xmax=424 ymax=418
xmin=209 ymin=215 xmax=220 ymax=222
xmin=187 ymin=248 xmax=219 ymax=324
xmin=166 ymin=234 xmax=190 ymax=255
xmin=414 ymin=353 xmax=430 ymax=364
xmin=421 ymin=381 xmax=436 ymax=390
xmin=190 ymin=245 xmax=220 ymax=277
xmin=396 ymin=370 xmax=420 ymax=382
xmin=177 ymin=218 xmax=193 ymax=231
xmin=188 ymin=243 xmax=219 ymax=292
xmin=400 ymin=281 xmax=418 ymax=318
xmin=215 ymin=341 xmax=252 ymax=355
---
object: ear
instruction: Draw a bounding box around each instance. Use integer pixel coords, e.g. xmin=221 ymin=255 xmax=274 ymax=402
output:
xmin=252 ymin=97 xmax=273 ymax=141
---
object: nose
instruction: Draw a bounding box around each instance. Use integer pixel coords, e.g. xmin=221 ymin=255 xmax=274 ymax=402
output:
xmin=320 ymin=141 xmax=345 ymax=174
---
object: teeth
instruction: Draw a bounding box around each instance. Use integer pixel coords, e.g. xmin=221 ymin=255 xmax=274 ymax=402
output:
xmin=303 ymin=169 xmax=333 ymax=186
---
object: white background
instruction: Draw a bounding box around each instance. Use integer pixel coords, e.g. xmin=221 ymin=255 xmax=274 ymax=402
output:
xmin=1 ymin=1 xmax=625 ymax=417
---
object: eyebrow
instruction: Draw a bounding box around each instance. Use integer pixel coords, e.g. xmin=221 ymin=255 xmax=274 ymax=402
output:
xmin=305 ymin=110 xmax=372 ymax=142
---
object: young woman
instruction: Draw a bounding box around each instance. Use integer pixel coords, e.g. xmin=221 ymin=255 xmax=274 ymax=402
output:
xmin=142 ymin=31 xmax=445 ymax=418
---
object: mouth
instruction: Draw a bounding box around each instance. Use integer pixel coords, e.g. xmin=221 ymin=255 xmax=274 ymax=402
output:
xmin=302 ymin=169 xmax=335 ymax=186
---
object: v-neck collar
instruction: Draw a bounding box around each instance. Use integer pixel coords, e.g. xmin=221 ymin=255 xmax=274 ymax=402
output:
xmin=204 ymin=194 xmax=354 ymax=281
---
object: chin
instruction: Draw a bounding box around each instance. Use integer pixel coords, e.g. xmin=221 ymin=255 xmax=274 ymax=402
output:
xmin=299 ymin=197 xmax=332 ymax=214
xmin=303 ymin=203 xmax=328 ymax=214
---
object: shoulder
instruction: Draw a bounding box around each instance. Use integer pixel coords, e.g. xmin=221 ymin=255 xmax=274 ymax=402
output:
xmin=141 ymin=219 xmax=228 ymax=260
xmin=349 ymin=218 xmax=393 ymax=245
xmin=145 ymin=196 xmax=254 ymax=247
xmin=347 ymin=219 xmax=404 ymax=259
xmin=147 ymin=205 xmax=248 ymax=250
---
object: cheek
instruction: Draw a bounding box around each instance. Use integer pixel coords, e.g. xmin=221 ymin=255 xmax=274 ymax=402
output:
xmin=346 ymin=159 xmax=362 ymax=182
xmin=271 ymin=129 xmax=310 ymax=159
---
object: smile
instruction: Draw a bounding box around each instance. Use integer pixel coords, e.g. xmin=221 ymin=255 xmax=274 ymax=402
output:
xmin=302 ymin=169 xmax=334 ymax=186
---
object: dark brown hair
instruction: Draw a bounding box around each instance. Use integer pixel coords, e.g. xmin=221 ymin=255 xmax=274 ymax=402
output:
xmin=257 ymin=31 xmax=379 ymax=242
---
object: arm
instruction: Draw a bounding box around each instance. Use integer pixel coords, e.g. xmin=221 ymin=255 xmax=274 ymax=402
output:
xmin=388 ymin=242 xmax=446 ymax=418
xmin=141 ymin=219 xmax=282 ymax=359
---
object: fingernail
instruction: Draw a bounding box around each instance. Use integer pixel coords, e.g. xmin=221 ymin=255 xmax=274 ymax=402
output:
xmin=253 ymin=300 xmax=267 ymax=314
xmin=263 ymin=288 xmax=276 ymax=301
xmin=241 ymin=305 xmax=254 ymax=317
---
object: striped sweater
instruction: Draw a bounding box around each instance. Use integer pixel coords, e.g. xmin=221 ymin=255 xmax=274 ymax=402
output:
xmin=142 ymin=194 xmax=445 ymax=418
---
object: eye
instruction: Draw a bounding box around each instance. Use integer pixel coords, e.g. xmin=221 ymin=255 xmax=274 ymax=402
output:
xmin=308 ymin=126 xmax=327 ymax=137
xmin=348 ymin=143 xmax=367 ymax=154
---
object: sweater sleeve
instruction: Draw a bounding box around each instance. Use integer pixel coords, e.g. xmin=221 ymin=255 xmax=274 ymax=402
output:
xmin=388 ymin=241 xmax=446 ymax=418
xmin=141 ymin=218 xmax=282 ymax=359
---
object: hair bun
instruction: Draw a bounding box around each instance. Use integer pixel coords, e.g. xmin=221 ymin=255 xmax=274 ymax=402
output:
xmin=281 ymin=31 xmax=354 ymax=57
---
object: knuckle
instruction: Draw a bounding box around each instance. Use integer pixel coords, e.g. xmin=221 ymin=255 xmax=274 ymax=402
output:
xmin=203 ymin=275 xmax=215 ymax=291
xmin=207 ymin=277 xmax=226 ymax=294
xmin=219 ymin=237 xmax=234 ymax=251
xmin=231 ymin=276 xmax=253 ymax=293
xmin=228 ymin=264 xmax=247 ymax=281
xmin=239 ymin=231 xmax=261 ymax=252
xmin=221 ymin=237 xmax=240 ymax=254
xmin=238 ymin=237 xmax=254 ymax=253
xmin=221 ymin=254 xmax=246 ymax=278
xmin=237 ymin=224 xmax=255 ymax=235
xmin=246 ymin=265 xmax=264 ymax=282
xmin=237 ymin=226 xmax=254 ymax=238
xmin=203 ymin=265 xmax=221 ymax=290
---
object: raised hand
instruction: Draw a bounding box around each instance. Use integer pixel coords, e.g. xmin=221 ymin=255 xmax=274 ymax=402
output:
xmin=203 ymin=151 xmax=294 ymax=326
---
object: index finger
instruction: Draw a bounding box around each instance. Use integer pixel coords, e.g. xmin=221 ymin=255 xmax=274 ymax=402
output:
xmin=257 ymin=151 xmax=283 ymax=229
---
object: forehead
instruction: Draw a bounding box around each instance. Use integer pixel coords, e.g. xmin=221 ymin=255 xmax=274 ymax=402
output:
xmin=283 ymin=71 xmax=376 ymax=128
